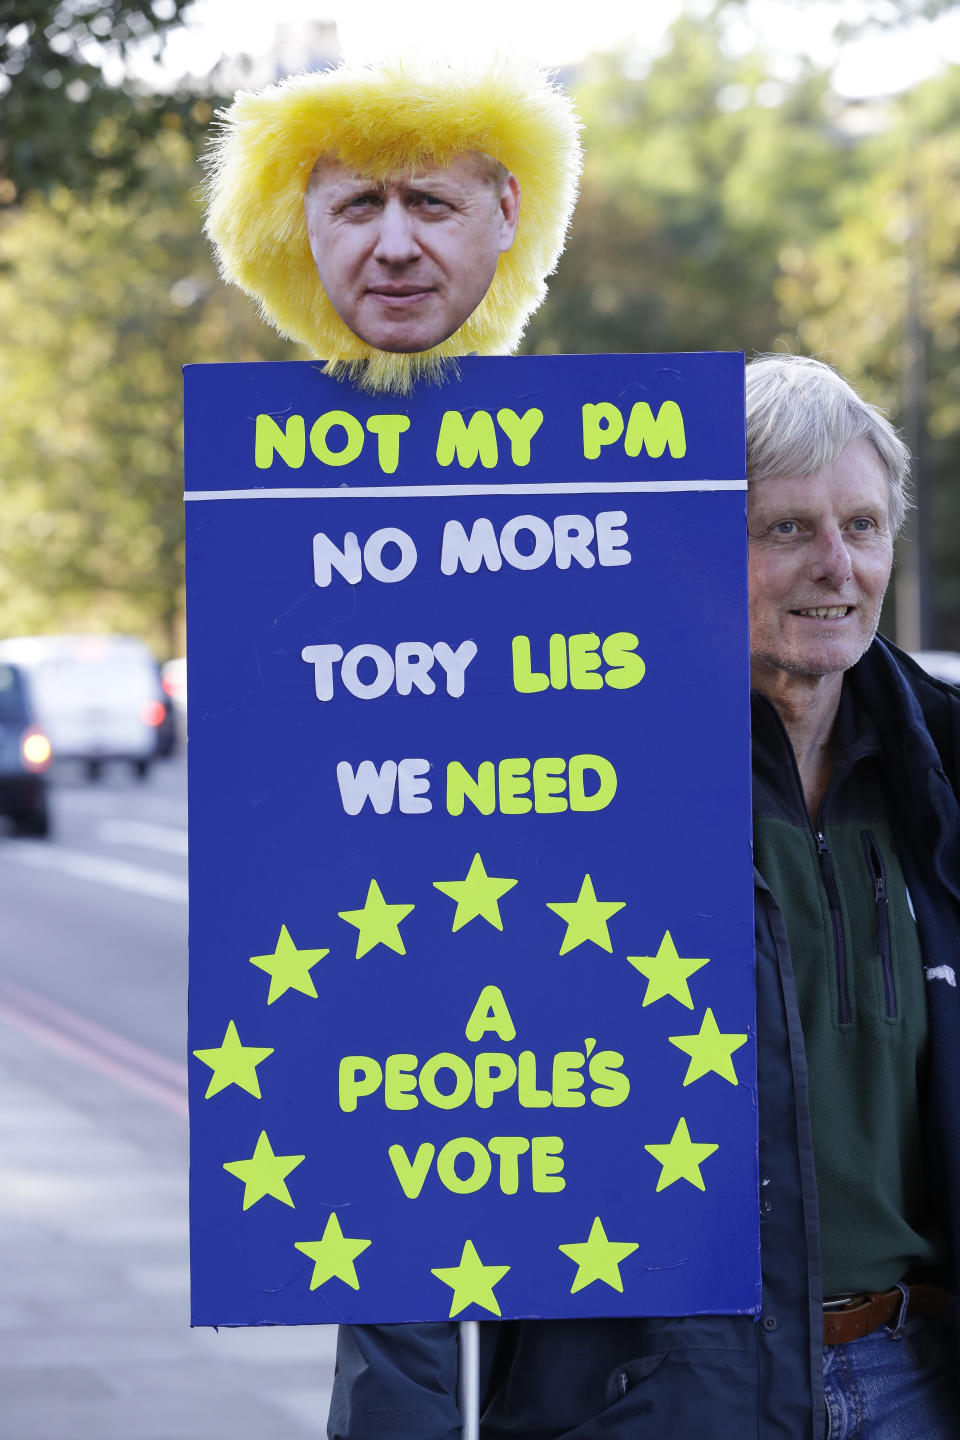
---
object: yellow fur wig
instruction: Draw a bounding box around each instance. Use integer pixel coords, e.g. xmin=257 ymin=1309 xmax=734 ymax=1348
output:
xmin=203 ymin=57 xmax=582 ymax=392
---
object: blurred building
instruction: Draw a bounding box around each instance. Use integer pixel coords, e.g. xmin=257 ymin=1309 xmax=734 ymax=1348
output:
xmin=218 ymin=19 xmax=342 ymax=90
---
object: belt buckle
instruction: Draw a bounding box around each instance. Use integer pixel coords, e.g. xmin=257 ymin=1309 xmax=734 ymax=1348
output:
xmin=823 ymin=1292 xmax=865 ymax=1312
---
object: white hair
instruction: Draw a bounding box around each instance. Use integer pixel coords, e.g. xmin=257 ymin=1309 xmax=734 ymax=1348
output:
xmin=745 ymin=354 xmax=912 ymax=534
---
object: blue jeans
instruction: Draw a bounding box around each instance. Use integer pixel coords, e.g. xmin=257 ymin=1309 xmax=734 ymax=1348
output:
xmin=823 ymin=1313 xmax=959 ymax=1439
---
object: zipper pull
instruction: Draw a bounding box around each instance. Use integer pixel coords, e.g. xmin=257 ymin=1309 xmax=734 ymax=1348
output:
xmin=862 ymin=831 xmax=888 ymax=905
xmin=816 ymin=830 xmax=828 ymax=855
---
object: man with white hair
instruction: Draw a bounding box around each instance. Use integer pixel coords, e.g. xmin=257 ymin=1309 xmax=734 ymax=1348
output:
xmin=743 ymin=353 xmax=958 ymax=1438
xmin=327 ymin=355 xmax=960 ymax=1438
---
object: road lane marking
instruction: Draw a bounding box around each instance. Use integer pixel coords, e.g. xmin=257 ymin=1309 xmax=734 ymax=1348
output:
xmin=0 ymin=976 xmax=188 ymax=1117
xmin=98 ymin=820 xmax=189 ymax=856
xmin=3 ymin=842 xmax=188 ymax=904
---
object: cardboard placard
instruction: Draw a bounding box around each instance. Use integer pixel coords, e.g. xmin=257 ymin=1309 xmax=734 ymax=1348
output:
xmin=185 ymin=353 xmax=758 ymax=1326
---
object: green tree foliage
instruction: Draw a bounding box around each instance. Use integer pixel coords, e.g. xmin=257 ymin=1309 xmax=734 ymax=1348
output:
xmin=4 ymin=5 xmax=960 ymax=648
xmin=776 ymin=68 xmax=960 ymax=642
xmin=0 ymin=0 xmax=209 ymax=204
xmin=526 ymin=13 xmax=854 ymax=359
xmin=525 ymin=11 xmax=960 ymax=645
xmin=0 ymin=130 xmax=296 ymax=653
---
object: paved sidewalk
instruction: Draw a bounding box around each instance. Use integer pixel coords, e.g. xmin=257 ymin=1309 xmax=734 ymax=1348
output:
xmin=0 ymin=1016 xmax=336 ymax=1440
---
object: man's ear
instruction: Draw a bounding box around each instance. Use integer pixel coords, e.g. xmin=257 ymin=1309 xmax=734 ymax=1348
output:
xmin=497 ymin=174 xmax=521 ymax=254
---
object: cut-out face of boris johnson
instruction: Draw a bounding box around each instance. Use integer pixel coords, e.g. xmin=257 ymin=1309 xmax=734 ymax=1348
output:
xmin=203 ymin=58 xmax=581 ymax=392
xmin=303 ymin=152 xmax=521 ymax=354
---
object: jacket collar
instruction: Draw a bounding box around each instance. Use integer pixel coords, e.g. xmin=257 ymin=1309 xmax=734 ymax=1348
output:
xmin=848 ymin=636 xmax=960 ymax=908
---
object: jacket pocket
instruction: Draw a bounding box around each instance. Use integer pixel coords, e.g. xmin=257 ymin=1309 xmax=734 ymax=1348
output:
xmin=603 ymin=1350 xmax=670 ymax=1406
xmin=557 ymin=1345 xmax=758 ymax=1438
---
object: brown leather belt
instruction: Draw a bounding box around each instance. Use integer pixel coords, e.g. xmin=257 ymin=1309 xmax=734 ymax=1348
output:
xmin=823 ymin=1285 xmax=952 ymax=1345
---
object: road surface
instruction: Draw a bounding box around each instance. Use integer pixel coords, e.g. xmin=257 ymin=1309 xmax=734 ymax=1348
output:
xmin=0 ymin=755 xmax=338 ymax=1440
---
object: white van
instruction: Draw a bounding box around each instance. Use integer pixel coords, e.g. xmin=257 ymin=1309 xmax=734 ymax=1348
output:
xmin=0 ymin=635 xmax=166 ymax=780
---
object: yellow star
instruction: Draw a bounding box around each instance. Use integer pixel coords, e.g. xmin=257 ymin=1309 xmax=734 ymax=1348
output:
xmin=295 ymin=1213 xmax=372 ymax=1291
xmin=339 ymin=879 xmax=414 ymax=959
xmin=669 ymin=1008 xmax=749 ymax=1086
xmin=644 ymin=1117 xmax=719 ymax=1192
xmin=626 ymin=930 xmax=709 ymax=1008
xmin=192 ymin=1020 xmax=274 ymax=1099
xmin=433 ymin=853 xmax=517 ymax=932
xmin=558 ymin=1216 xmax=639 ymax=1294
xmin=222 ymin=1130 xmax=305 ymax=1209
xmin=249 ymin=924 xmax=328 ymax=1004
xmin=431 ymin=1239 xmax=510 ymax=1318
xmin=546 ymin=874 xmax=626 ymax=955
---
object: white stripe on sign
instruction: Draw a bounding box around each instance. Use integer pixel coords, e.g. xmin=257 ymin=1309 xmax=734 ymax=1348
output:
xmin=98 ymin=820 xmax=189 ymax=856
xmin=184 ymin=479 xmax=747 ymax=501
xmin=4 ymin=842 xmax=188 ymax=904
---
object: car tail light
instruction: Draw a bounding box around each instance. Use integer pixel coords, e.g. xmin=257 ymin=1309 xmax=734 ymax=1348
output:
xmin=141 ymin=700 xmax=166 ymax=727
xmin=22 ymin=727 xmax=52 ymax=771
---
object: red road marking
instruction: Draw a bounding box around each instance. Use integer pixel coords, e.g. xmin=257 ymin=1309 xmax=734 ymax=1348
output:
xmin=0 ymin=975 xmax=188 ymax=1118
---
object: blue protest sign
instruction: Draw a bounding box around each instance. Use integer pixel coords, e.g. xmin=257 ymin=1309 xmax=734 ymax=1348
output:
xmin=185 ymin=353 xmax=758 ymax=1327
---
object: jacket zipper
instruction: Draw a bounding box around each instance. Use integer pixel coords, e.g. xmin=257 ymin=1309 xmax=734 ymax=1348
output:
xmin=861 ymin=830 xmax=896 ymax=1018
xmin=759 ymin=698 xmax=855 ymax=1027
xmin=815 ymin=831 xmax=852 ymax=1025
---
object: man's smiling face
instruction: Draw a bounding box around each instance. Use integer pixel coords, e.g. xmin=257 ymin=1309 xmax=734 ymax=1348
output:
xmin=747 ymin=437 xmax=895 ymax=688
xmin=303 ymin=152 xmax=521 ymax=354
